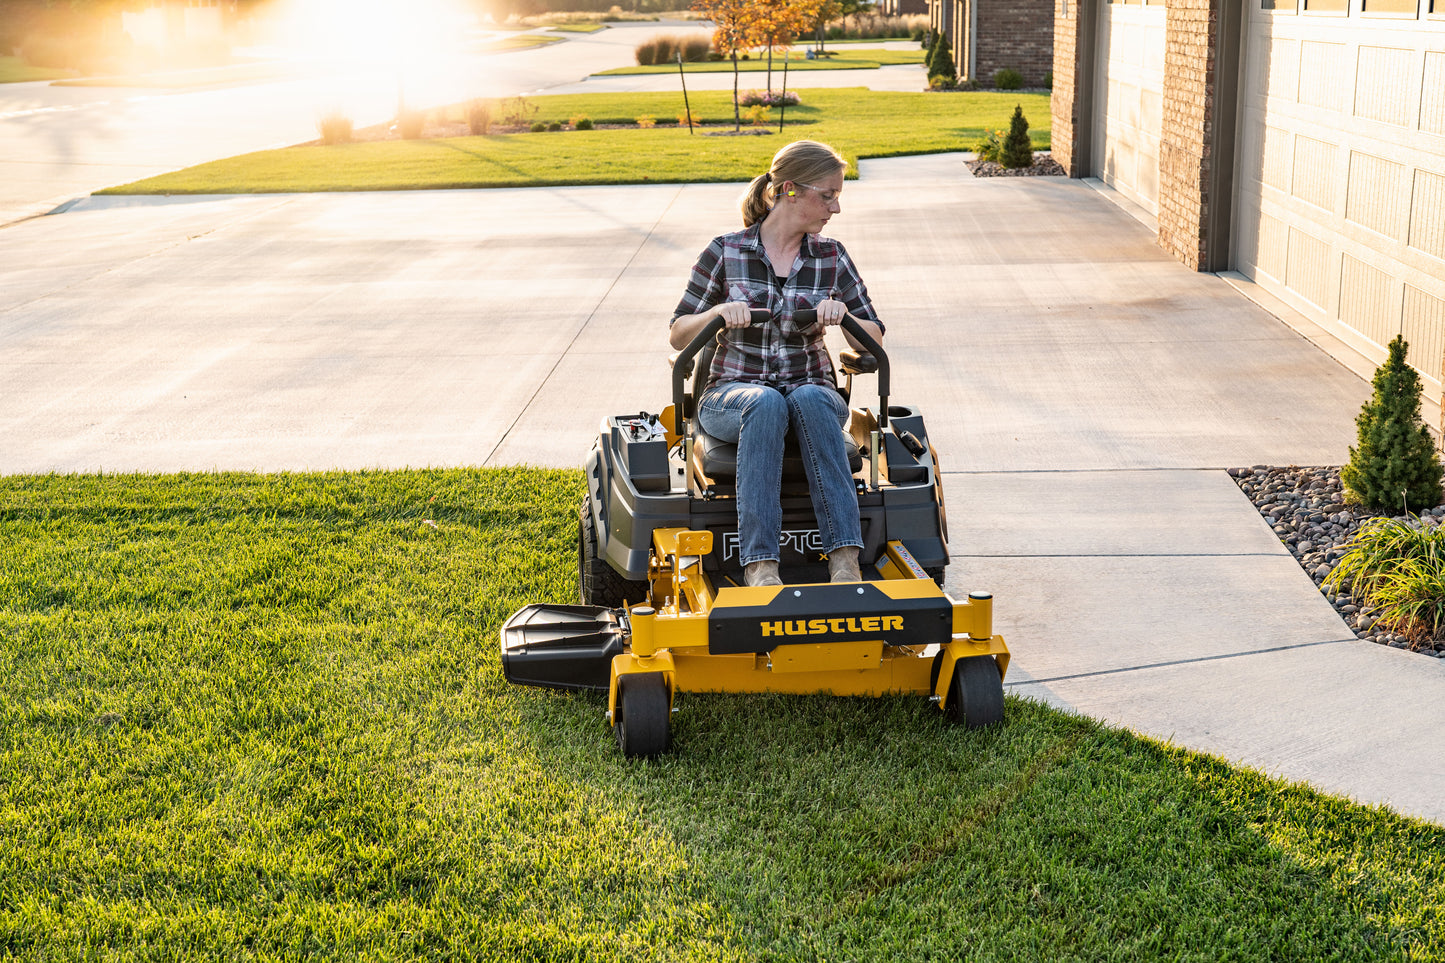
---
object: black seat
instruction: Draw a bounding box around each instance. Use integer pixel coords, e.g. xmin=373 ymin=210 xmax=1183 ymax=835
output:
xmin=696 ymin=428 xmax=863 ymax=480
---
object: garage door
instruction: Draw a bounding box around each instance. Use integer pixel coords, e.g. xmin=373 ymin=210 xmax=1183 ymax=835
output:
xmin=1092 ymin=0 xmax=1168 ymax=214
xmin=1233 ymin=0 xmax=1445 ymax=389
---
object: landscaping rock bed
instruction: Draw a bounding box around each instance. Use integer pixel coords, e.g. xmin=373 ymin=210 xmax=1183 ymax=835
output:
xmin=966 ymin=152 xmax=1065 ymax=177
xmin=1229 ymin=465 xmax=1445 ymax=656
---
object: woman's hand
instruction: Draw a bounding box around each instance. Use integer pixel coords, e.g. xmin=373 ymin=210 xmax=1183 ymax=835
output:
xmin=669 ymin=301 xmax=755 ymax=349
xmin=815 ymin=298 xmax=849 ymax=326
xmin=715 ymin=301 xmax=753 ymax=329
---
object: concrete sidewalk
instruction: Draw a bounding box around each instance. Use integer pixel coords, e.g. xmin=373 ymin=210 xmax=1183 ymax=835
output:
xmin=1 ymin=154 xmax=1441 ymax=823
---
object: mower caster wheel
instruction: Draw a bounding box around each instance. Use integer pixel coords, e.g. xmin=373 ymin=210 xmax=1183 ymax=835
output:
xmin=614 ymin=672 xmax=671 ymax=759
xmin=947 ymin=656 xmax=1004 ymax=729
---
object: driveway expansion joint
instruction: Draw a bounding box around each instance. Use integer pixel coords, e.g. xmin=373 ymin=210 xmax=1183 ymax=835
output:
xmin=1005 ymin=637 xmax=1355 ymax=687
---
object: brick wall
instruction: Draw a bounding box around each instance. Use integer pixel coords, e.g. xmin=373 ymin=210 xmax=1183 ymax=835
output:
xmin=1050 ymin=0 xmax=1081 ymax=175
xmin=1156 ymin=0 xmax=1217 ymax=270
xmin=974 ymin=0 xmax=1055 ymax=87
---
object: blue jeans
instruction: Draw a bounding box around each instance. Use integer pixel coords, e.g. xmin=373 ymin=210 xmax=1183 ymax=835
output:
xmin=697 ymin=381 xmax=863 ymax=566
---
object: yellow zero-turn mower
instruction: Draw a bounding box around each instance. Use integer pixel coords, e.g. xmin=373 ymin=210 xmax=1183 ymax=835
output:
xmin=501 ymin=309 xmax=1009 ymax=757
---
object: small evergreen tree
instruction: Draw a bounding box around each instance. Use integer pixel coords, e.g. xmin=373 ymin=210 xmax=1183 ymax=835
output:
xmin=1341 ymin=335 xmax=1444 ymax=511
xmin=1001 ymin=104 xmax=1033 ymax=168
xmin=928 ymin=31 xmax=956 ymax=86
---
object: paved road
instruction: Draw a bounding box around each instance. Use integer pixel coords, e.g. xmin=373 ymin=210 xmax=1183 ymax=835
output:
xmin=0 ymin=20 xmax=715 ymax=227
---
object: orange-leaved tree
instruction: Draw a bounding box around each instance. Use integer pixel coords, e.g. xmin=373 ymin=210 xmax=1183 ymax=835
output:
xmin=693 ymin=0 xmax=768 ymax=130
xmin=754 ymin=0 xmax=816 ymax=94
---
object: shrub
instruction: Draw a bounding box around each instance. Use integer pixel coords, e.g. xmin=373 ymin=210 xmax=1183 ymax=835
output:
xmin=635 ymin=114 xmax=656 ymax=128
xmin=993 ymin=67 xmax=1023 ymax=90
xmin=635 ymin=33 xmax=710 ymax=66
xmin=317 ymin=110 xmax=352 ymax=145
xmin=928 ymin=74 xmax=955 ymax=91
xmin=466 ymin=99 xmax=493 ymax=135
xmin=398 ymin=110 xmax=425 ymax=139
xmin=570 ymin=114 xmax=593 ymax=130
xmin=682 ymin=36 xmax=711 ymax=61
xmin=1326 ymin=516 xmax=1445 ymax=645
xmin=1341 ymin=335 xmax=1444 ymax=511
xmin=927 ymin=31 xmax=956 ymax=84
xmin=530 ymin=121 xmax=546 ymax=132
xmin=1001 ymin=105 xmax=1033 ymax=168
xmin=736 ymin=89 xmax=799 ymax=107
xmin=546 ymin=121 xmax=561 ymax=131
xmin=820 ymin=13 xmax=927 ymax=40
xmin=1044 ymin=69 xmax=1054 ymax=90
xmin=677 ymin=109 xmax=697 ymax=128
xmin=742 ymin=104 xmax=770 ymax=127
xmin=502 ymin=96 xmax=538 ymax=128
xmin=975 ymin=128 xmax=1004 ymax=164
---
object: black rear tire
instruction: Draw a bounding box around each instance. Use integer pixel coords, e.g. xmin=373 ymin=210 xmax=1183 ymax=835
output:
xmin=614 ymin=672 xmax=671 ymax=758
xmin=947 ymin=656 xmax=1005 ymax=728
xmin=578 ymin=497 xmax=648 ymax=607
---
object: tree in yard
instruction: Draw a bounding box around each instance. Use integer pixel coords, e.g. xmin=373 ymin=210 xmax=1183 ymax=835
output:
xmin=693 ymin=0 xmax=766 ymax=131
xmin=927 ymin=29 xmax=956 ymax=86
xmin=754 ymin=0 xmax=814 ymax=94
xmin=1000 ymin=104 xmax=1033 ymax=168
xmin=1341 ymin=335 xmax=1444 ymax=511
xmin=807 ymin=0 xmax=842 ymax=55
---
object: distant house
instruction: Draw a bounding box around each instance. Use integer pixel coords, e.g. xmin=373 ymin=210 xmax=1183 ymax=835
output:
xmin=121 ymin=0 xmax=225 ymax=53
xmin=1052 ymin=0 xmax=1445 ymax=403
xmin=927 ymin=0 xmax=1055 ymax=86
xmin=878 ymin=0 xmax=930 ymax=14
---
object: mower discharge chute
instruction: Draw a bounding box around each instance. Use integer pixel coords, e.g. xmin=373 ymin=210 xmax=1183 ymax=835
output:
xmin=501 ymin=309 xmax=1009 ymax=757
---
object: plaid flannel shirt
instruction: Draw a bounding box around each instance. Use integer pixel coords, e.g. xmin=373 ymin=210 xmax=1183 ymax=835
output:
xmin=671 ymin=222 xmax=884 ymax=391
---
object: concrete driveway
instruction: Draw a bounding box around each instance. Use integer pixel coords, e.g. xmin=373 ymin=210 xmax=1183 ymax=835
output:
xmin=2 ymin=154 xmax=1442 ymax=823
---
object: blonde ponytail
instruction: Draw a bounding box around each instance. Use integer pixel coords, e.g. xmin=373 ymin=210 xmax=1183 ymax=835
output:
xmin=740 ymin=172 xmax=775 ymax=228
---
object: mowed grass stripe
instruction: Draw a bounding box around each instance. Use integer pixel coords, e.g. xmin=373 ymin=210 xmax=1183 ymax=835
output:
xmin=98 ymin=89 xmax=1050 ymax=195
xmin=1 ymin=469 xmax=1441 ymax=960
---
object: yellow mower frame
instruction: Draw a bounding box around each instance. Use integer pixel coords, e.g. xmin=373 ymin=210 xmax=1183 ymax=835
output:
xmin=603 ymin=527 xmax=1009 ymax=757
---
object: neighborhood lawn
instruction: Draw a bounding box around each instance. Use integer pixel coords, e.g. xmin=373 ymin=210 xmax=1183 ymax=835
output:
xmin=99 ymin=89 xmax=1050 ymax=195
xmin=475 ymin=33 xmax=564 ymax=51
xmin=595 ymin=48 xmax=925 ymax=74
xmin=0 ymin=55 xmax=73 ymax=84
xmin=1 ymin=469 xmax=1442 ymax=960
xmin=51 ymin=61 xmax=303 ymax=90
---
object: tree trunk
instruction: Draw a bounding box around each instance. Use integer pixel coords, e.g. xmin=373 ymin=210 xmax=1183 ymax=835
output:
xmin=766 ymin=34 xmax=773 ymax=95
xmin=732 ymin=52 xmax=740 ymax=131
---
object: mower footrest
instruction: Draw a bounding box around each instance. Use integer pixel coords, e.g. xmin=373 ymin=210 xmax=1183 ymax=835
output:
xmin=501 ymin=604 xmax=626 ymax=692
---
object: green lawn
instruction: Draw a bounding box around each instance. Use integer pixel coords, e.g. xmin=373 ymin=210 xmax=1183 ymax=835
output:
xmin=0 ymin=55 xmax=73 ymax=84
xmin=100 ymin=89 xmax=1049 ymax=195
xmin=475 ymin=33 xmax=564 ymax=51
xmin=597 ymin=48 xmax=924 ymax=74
xmin=51 ymin=61 xmax=302 ymax=90
xmin=1 ymin=469 xmax=1442 ymax=960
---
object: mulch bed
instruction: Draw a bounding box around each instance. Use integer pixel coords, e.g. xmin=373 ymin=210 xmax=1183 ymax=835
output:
xmin=966 ymin=152 xmax=1065 ymax=177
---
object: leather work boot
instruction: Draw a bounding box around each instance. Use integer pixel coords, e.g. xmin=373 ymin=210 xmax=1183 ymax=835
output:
xmin=828 ymin=546 xmax=861 ymax=583
xmin=744 ymin=560 xmax=783 ymax=587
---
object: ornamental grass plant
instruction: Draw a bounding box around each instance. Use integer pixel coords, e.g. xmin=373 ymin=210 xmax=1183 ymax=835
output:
xmin=1326 ymin=515 xmax=1445 ymax=646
